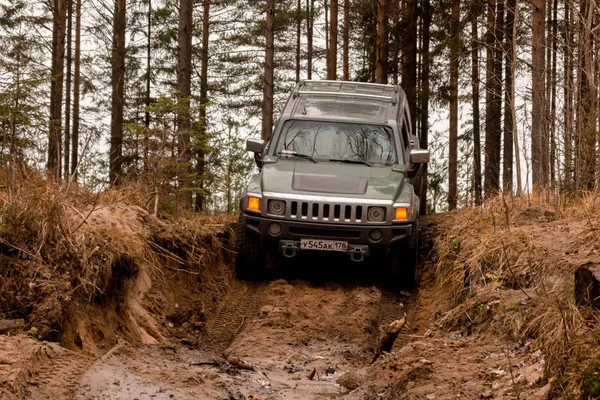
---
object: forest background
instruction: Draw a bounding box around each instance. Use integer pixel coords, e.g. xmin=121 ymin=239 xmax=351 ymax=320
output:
xmin=0 ymin=0 xmax=593 ymax=215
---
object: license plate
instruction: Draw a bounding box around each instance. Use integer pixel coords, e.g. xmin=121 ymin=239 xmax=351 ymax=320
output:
xmin=300 ymin=239 xmax=348 ymax=252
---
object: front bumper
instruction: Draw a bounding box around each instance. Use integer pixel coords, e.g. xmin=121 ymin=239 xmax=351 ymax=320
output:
xmin=242 ymin=213 xmax=412 ymax=260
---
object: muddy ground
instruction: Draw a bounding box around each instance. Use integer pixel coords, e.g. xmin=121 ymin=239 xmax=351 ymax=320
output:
xmin=0 ymin=201 xmax=591 ymax=400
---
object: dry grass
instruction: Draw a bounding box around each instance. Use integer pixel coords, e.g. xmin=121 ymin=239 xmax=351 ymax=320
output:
xmin=0 ymin=168 xmax=235 ymax=342
xmin=427 ymin=191 xmax=600 ymax=398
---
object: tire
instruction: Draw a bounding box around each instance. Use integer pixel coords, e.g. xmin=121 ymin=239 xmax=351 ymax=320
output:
xmin=386 ymin=218 xmax=419 ymax=290
xmin=235 ymin=212 xmax=265 ymax=280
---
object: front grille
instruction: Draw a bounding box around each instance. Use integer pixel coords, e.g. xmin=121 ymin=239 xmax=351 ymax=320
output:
xmin=289 ymin=226 xmax=361 ymax=239
xmin=289 ymin=200 xmax=363 ymax=223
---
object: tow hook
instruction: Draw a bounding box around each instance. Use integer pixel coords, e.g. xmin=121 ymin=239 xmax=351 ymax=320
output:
xmin=348 ymin=245 xmax=369 ymax=262
xmin=280 ymin=241 xmax=300 ymax=258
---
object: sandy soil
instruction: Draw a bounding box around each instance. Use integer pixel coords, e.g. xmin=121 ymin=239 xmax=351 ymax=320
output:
xmin=0 ymin=204 xmax=591 ymax=400
xmin=3 ymin=274 xmax=551 ymax=400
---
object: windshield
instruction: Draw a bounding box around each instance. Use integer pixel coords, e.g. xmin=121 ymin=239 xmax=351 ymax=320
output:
xmin=274 ymin=120 xmax=397 ymax=166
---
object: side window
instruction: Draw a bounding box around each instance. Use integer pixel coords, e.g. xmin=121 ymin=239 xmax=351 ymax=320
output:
xmin=401 ymin=112 xmax=410 ymax=151
xmin=403 ymin=107 xmax=416 ymax=149
xmin=403 ymin=108 xmax=411 ymax=136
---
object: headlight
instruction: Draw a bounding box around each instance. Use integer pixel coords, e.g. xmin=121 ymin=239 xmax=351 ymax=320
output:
xmin=268 ymin=199 xmax=286 ymax=215
xmin=247 ymin=197 xmax=260 ymax=211
xmin=367 ymin=206 xmax=386 ymax=222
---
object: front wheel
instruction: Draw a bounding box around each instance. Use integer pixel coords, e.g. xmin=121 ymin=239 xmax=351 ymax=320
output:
xmin=235 ymin=213 xmax=265 ymax=280
xmin=386 ymin=219 xmax=419 ymax=290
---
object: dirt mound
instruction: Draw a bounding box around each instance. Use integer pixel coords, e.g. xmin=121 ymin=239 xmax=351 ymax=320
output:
xmin=0 ymin=175 xmax=235 ymax=399
xmin=389 ymin=194 xmax=600 ymax=399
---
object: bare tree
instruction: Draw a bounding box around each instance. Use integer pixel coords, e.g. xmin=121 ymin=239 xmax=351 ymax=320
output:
xmin=64 ymin=0 xmax=73 ymax=178
xmin=262 ymin=0 xmax=275 ymax=140
xmin=471 ymin=0 xmax=483 ymax=205
xmin=448 ymin=0 xmax=460 ymax=210
xmin=375 ymin=0 xmax=388 ymax=83
xmin=503 ymin=0 xmax=515 ymax=193
xmin=531 ymin=0 xmax=545 ymax=188
xmin=306 ymin=0 xmax=314 ymax=79
xmin=196 ymin=0 xmax=210 ymax=212
xmin=177 ymin=0 xmax=193 ymax=208
xmin=109 ymin=0 xmax=126 ymax=186
xmin=484 ymin=0 xmax=502 ymax=198
xmin=296 ymin=0 xmax=301 ymax=82
xmin=402 ymin=0 xmax=417 ymax=130
xmin=328 ymin=0 xmax=338 ymax=79
xmin=419 ymin=0 xmax=431 ymax=215
xmin=342 ymin=0 xmax=349 ymax=80
xmin=71 ymin=0 xmax=81 ymax=177
xmin=48 ymin=0 xmax=67 ymax=181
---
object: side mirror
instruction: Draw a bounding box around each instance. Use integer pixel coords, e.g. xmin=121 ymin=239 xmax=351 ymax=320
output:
xmin=410 ymin=149 xmax=430 ymax=164
xmin=246 ymin=138 xmax=265 ymax=154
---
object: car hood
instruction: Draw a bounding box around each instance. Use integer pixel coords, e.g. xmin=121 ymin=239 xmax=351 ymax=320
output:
xmin=261 ymin=159 xmax=404 ymax=202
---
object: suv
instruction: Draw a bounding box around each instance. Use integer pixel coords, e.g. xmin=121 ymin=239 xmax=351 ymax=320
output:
xmin=236 ymin=80 xmax=429 ymax=288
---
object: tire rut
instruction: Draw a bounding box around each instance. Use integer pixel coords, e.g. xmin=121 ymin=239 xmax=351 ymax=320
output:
xmin=199 ymin=280 xmax=266 ymax=356
xmin=24 ymin=348 xmax=95 ymax=400
xmin=369 ymin=287 xmax=413 ymax=360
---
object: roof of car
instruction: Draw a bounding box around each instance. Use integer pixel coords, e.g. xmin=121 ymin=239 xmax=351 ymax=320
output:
xmin=282 ymin=80 xmax=407 ymax=124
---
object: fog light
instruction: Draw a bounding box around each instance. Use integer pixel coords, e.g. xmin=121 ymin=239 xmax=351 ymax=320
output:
xmin=369 ymin=229 xmax=383 ymax=242
xmin=268 ymin=222 xmax=282 ymax=236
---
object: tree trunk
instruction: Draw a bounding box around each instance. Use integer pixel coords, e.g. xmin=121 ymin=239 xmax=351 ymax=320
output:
xmin=196 ymin=0 xmax=210 ymax=212
xmin=375 ymin=0 xmax=388 ymax=83
xmin=325 ymin=0 xmax=329 ymax=74
xmin=328 ymin=0 xmax=337 ymax=79
xmin=110 ymin=0 xmax=126 ymax=186
xmin=262 ymin=0 xmax=275 ymax=140
xmin=64 ymin=0 xmax=73 ymax=179
xmin=503 ymin=0 xmax=515 ymax=193
xmin=542 ymin=0 xmax=551 ymax=195
xmin=306 ymin=0 xmax=314 ymax=79
xmin=471 ymin=3 xmax=482 ymax=205
xmin=296 ymin=0 xmax=301 ymax=82
xmin=577 ymin=0 xmax=595 ymax=191
xmin=531 ymin=0 xmax=546 ymax=188
xmin=448 ymin=0 xmax=460 ymax=210
xmin=419 ymin=0 xmax=431 ymax=215
xmin=71 ymin=0 xmax=81 ymax=177
xmin=144 ymin=0 xmax=151 ymax=170
xmin=342 ymin=0 xmax=349 ymax=80
xmin=512 ymin=0 xmax=522 ymax=194
xmin=48 ymin=0 xmax=67 ymax=181
xmin=402 ymin=0 xmax=417 ymax=131
xmin=550 ymin=0 xmax=557 ymax=190
xmin=484 ymin=0 xmax=502 ymax=198
xmin=390 ymin=0 xmax=401 ymax=84
xmin=563 ymin=0 xmax=573 ymax=190
xmin=177 ymin=0 xmax=193 ymax=208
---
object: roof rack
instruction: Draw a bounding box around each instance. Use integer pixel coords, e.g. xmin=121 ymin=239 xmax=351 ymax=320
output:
xmin=294 ymin=90 xmax=397 ymax=105
xmin=298 ymin=79 xmax=397 ymax=89
xmin=293 ymin=80 xmax=400 ymax=105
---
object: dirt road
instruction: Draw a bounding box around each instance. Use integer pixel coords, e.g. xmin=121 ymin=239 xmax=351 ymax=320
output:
xmin=2 ymin=207 xmax=567 ymax=400
xmin=5 ymin=271 xmax=409 ymax=399
xmin=64 ymin=275 xmax=411 ymax=399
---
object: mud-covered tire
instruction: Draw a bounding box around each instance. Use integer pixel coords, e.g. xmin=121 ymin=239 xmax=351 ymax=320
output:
xmin=386 ymin=218 xmax=419 ymax=290
xmin=235 ymin=213 xmax=265 ymax=280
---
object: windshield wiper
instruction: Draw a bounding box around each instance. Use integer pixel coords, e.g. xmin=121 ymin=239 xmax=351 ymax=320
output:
xmin=329 ymin=158 xmax=372 ymax=167
xmin=278 ymin=149 xmax=317 ymax=163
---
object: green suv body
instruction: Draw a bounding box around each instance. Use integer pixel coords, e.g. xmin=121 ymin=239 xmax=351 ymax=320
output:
xmin=237 ymin=80 xmax=430 ymax=287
